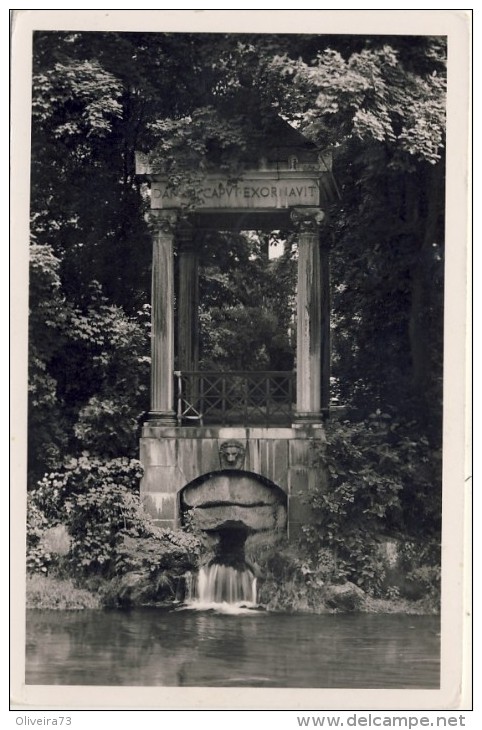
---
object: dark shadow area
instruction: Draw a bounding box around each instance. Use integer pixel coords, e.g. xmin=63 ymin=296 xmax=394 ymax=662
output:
xmin=209 ymin=522 xmax=251 ymax=569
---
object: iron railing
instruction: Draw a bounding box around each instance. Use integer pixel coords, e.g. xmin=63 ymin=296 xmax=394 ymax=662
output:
xmin=175 ymin=370 xmax=295 ymax=427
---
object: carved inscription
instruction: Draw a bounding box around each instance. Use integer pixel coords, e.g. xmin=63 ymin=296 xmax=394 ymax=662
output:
xmin=150 ymin=178 xmax=320 ymax=210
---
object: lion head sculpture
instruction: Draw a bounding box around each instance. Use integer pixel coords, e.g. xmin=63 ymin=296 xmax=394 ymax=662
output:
xmin=219 ymin=440 xmax=246 ymax=469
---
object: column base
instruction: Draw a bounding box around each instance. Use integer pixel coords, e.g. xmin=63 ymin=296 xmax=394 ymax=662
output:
xmin=293 ymin=411 xmax=323 ymax=425
xmin=147 ymin=410 xmax=177 ymax=426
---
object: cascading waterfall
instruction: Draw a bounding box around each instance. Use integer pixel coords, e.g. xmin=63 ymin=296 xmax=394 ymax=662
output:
xmin=185 ymin=563 xmax=258 ymax=610
xmin=182 ymin=523 xmax=260 ymax=612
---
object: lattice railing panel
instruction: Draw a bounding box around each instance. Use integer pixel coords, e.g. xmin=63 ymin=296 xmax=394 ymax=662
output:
xmin=175 ymin=371 xmax=295 ymax=426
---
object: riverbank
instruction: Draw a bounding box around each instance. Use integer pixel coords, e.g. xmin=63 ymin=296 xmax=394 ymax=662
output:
xmin=26 ymin=574 xmax=438 ymax=614
xmin=26 ymin=574 xmax=102 ymax=610
xmin=258 ymin=576 xmax=439 ymax=615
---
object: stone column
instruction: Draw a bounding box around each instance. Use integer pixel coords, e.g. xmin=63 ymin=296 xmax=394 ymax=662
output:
xmin=177 ymin=223 xmax=199 ymax=373
xmin=291 ymin=207 xmax=326 ymax=424
xmin=147 ymin=210 xmax=177 ymax=424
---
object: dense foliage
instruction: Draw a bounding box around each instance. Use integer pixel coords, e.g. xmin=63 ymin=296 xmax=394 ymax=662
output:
xmin=198 ymin=231 xmax=297 ymax=370
xmin=28 ymin=457 xmax=143 ymax=574
xmin=27 ymin=31 xmax=446 ymax=600
xmin=301 ymin=414 xmax=441 ymax=596
xmin=28 ymin=242 xmax=150 ymax=482
xmin=27 ymin=455 xmax=201 ymax=606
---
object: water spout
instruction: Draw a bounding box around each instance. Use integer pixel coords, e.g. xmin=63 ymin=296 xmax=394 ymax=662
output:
xmin=185 ymin=563 xmax=258 ymax=612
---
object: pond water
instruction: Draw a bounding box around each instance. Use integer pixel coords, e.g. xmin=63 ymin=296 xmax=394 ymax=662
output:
xmin=26 ymin=608 xmax=440 ymax=688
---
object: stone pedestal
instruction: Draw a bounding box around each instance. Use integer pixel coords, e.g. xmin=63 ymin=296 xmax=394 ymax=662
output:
xmin=139 ymin=424 xmax=327 ymax=540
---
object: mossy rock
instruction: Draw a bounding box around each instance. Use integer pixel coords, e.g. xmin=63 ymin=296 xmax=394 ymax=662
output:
xmin=322 ymin=582 xmax=366 ymax=611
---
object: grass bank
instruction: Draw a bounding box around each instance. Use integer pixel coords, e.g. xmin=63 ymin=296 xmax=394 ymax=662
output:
xmin=26 ymin=574 xmax=101 ymax=610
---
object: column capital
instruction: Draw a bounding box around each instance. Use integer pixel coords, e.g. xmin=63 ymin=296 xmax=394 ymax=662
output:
xmin=290 ymin=207 xmax=326 ymax=233
xmin=145 ymin=209 xmax=178 ymax=235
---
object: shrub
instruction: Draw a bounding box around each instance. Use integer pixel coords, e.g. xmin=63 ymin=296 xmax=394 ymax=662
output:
xmin=247 ymin=537 xmax=332 ymax=613
xmin=398 ymin=539 xmax=441 ymax=603
xmin=27 ymin=453 xmax=203 ymax=606
xmin=301 ymin=414 xmax=442 ymax=596
xmin=27 ymin=455 xmax=146 ymax=577
xmin=115 ymin=529 xmax=202 ymax=576
xmin=102 ymin=529 xmax=202 ymax=606
xmin=27 ymin=497 xmax=54 ymax=575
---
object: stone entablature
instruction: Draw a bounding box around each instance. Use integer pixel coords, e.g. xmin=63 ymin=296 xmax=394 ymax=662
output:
xmin=135 ymin=141 xmax=334 ymax=213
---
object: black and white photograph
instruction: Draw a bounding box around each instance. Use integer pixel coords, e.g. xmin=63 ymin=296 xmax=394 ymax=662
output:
xmin=10 ymin=9 xmax=471 ymax=713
